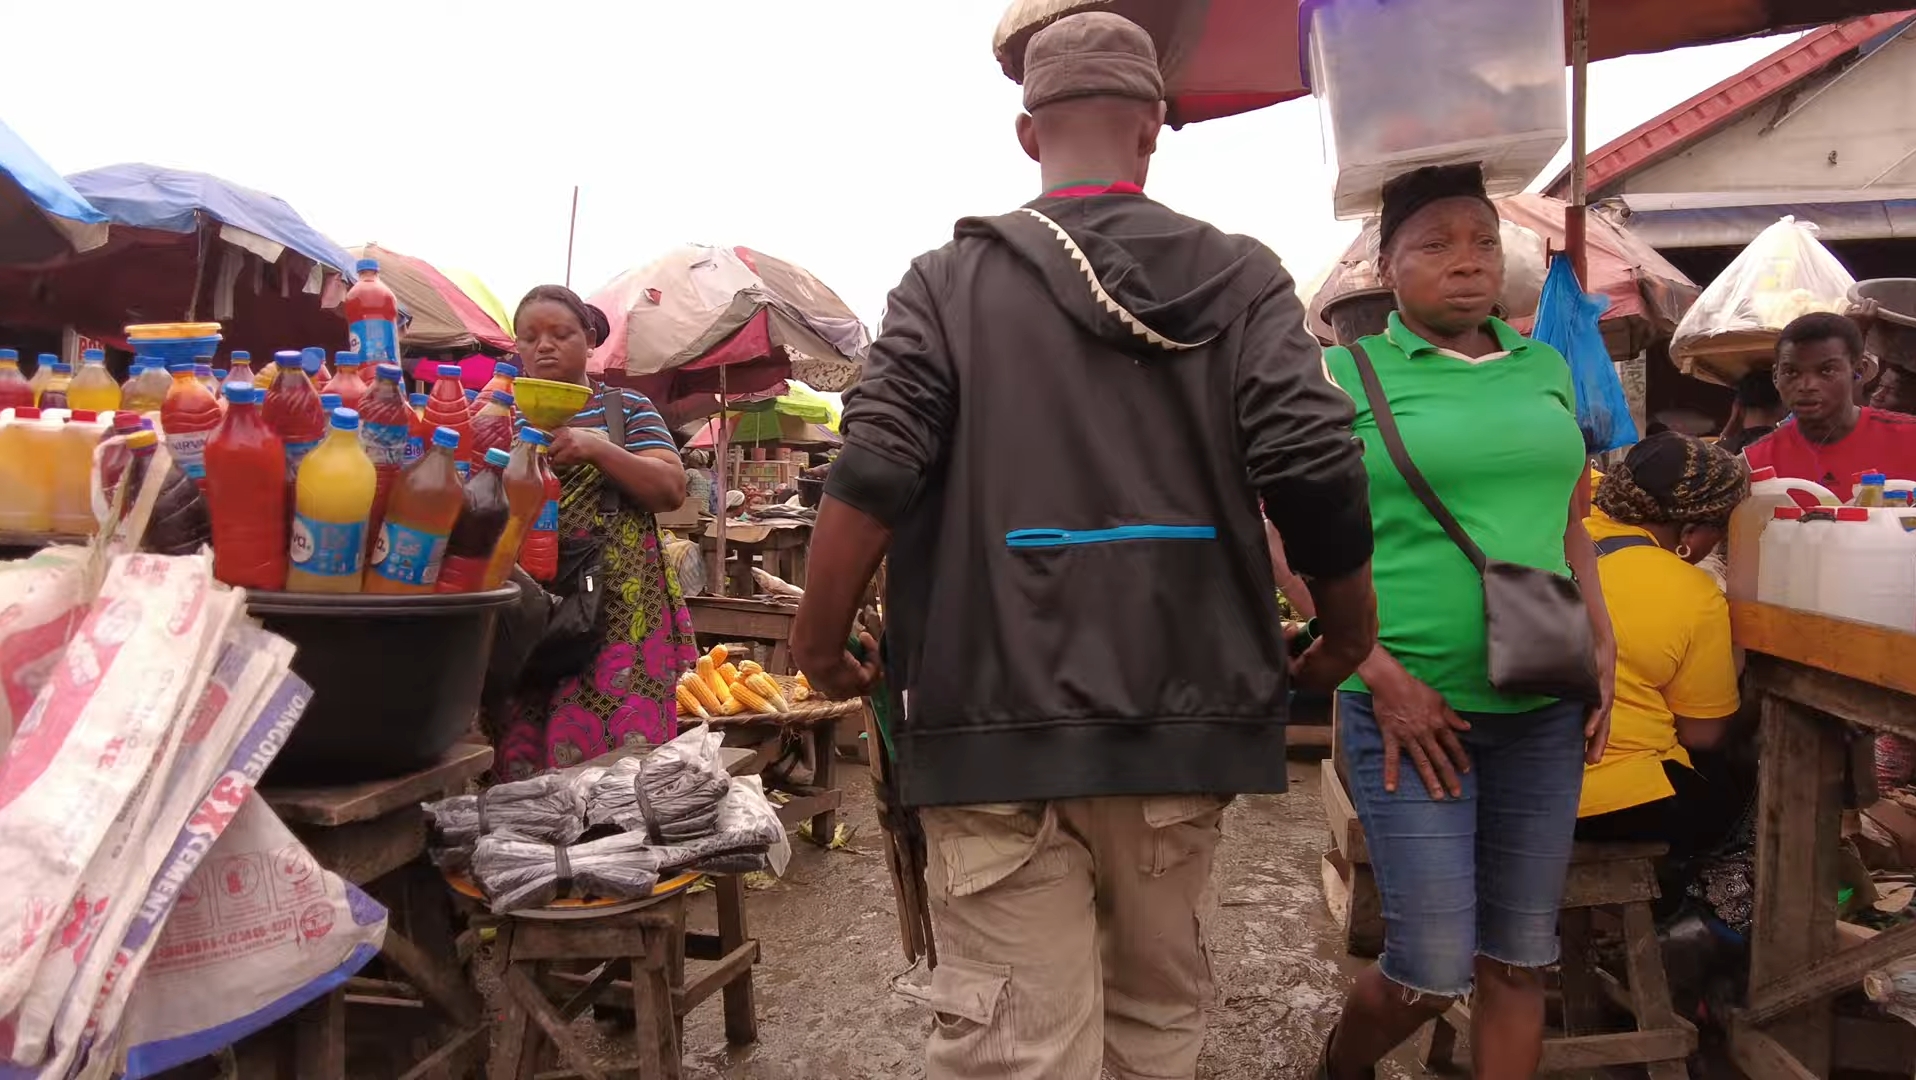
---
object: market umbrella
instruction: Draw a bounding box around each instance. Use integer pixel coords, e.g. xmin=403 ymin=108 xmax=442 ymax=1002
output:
xmin=442 ymin=265 xmax=515 ymax=337
xmin=0 ymin=119 xmax=107 ymax=266
xmin=1307 ymin=192 xmax=1699 ymax=360
xmin=0 ymin=164 xmax=355 ymax=358
xmin=992 ymin=0 xmax=1916 ymax=127
xmin=349 ymin=243 xmax=514 ymax=356
xmin=678 ymin=381 xmax=844 ymax=448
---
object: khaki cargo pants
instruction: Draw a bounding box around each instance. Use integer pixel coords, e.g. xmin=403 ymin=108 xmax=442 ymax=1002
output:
xmin=919 ymin=795 xmax=1228 ymax=1080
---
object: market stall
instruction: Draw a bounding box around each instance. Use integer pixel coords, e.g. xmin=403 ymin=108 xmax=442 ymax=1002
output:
xmin=0 ymin=118 xmax=106 ymax=267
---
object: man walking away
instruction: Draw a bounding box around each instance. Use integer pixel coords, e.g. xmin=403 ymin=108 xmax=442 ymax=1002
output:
xmin=792 ymin=14 xmax=1378 ymax=1080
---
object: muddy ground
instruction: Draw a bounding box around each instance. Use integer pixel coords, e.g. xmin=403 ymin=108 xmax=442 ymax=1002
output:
xmin=664 ymin=752 xmax=1424 ymax=1080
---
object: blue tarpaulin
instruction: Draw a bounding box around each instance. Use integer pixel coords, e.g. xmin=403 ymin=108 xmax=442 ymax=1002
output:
xmin=0 ymin=118 xmax=107 ymax=264
xmin=66 ymin=164 xmax=353 ymax=275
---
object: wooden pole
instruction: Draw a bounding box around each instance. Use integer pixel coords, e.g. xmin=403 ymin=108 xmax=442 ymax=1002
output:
xmin=714 ymin=365 xmax=730 ymax=597
xmin=564 ymin=185 xmax=580 ymax=290
xmin=1566 ymin=0 xmax=1591 ymax=287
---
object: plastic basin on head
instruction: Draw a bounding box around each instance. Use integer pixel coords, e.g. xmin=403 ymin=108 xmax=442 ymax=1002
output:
xmin=246 ymin=583 xmax=520 ymax=784
xmin=1852 ymin=279 xmax=1916 ymax=370
xmin=513 ymin=377 xmax=591 ymax=430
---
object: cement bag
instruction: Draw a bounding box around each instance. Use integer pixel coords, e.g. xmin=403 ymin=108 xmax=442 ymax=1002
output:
xmin=1672 ymin=217 xmax=1857 ymax=382
xmin=111 ymin=796 xmax=386 ymax=1079
xmin=1533 ymin=256 xmax=1639 ymax=454
xmin=0 ymin=548 xmax=90 ymax=754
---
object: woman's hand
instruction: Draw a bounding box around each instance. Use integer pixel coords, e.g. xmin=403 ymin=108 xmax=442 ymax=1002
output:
xmin=1364 ymin=654 xmax=1472 ymax=799
xmin=547 ymin=426 xmax=607 ymax=469
xmin=1586 ymin=634 xmax=1617 ymax=765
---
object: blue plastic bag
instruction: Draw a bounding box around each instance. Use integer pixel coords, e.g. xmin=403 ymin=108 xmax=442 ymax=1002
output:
xmin=1530 ymin=255 xmax=1638 ymax=454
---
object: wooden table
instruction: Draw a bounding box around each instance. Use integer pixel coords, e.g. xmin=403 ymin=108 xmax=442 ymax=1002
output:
xmin=685 ymin=596 xmax=798 ymax=675
xmin=697 ymin=524 xmax=809 ymax=598
xmin=1728 ymin=602 xmax=1916 ymax=1079
xmin=246 ymin=741 xmax=496 ymax=1080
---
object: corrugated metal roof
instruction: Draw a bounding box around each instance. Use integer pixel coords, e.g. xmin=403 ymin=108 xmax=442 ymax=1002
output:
xmin=1546 ymin=11 xmax=1916 ymax=198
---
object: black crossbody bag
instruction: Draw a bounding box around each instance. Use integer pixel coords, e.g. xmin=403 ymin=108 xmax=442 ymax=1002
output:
xmin=1348 ymin=343 xmax=1600 ymax=703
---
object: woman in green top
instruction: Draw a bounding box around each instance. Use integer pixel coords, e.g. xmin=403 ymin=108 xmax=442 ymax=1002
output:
xmin=1313 ymin=165 xmax=1616 ymax=1080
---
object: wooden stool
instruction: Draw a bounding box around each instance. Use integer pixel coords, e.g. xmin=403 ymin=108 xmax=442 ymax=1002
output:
xmin=1419 ymin=842 xmax=1697 ymax=1079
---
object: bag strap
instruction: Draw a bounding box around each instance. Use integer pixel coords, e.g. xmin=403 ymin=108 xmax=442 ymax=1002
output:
xmin=1593 ymin=535 xmax=1657 ymax=558
xmin=1347 ymin=342 xmax=1488 ymax=573
xmin=597 ymin=388 xmax=626 ymax=515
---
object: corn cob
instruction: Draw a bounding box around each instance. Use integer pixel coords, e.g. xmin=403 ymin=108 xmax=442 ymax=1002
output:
xmin=737 ymin=660 xmax=764 ymax=678
xmin=676 ymin=679 xmax=711 ymax=718
xmin=681 ymin=671 xmax=722 ymax=715
xmin=729 ymin=678 xmax=777 ymax=713
xmin=718 ymin=686 xmax=744 ymax=715
xmin=718 ymin=662 xmax=742 ymax=687
xmin=709 ymin=644 xmax=729 ymax=666
xmin=744 ymin=672 xmax=791 ymax=711
xmin=697 ymin=655 xmax=727 ymax=700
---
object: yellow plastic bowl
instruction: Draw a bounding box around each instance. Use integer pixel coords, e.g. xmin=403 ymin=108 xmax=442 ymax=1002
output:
xmin=513 ymin=377 xmax=592 ymax=430
xmin=126 ymin=322 xmax=223 ymax=340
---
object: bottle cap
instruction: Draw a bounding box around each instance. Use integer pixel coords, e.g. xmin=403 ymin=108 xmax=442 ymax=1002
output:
xmin=300 ymin=347 xmax=327 ymax=373
xmin=274 ymin=349 xmax=301 ymax=369
xmin=224 ymin=382 xmax=255 ymax=403
xmin=408 ymin=392 xmax=428 ymax=407
xmin=1863 ymin=471 xmax=1888 ymax=485
xmin=335 ymin=351 xmax=362 ymax=368
xmin=495 ymin=362 xmax=518 ymax=379
xmin=127 ymin=430 xmax=157 ymax=450
xmin=320 ymin=394 xmax=343 ymax=411
xmin=331 ymin=408 xmax=361 ymax=431
xmin=37 ymin=354 xmax=56 ymax=366
xmin=520 ymin=427 xmax=552 ymax=447
xmin=213 ymin=369 xmax=228 ymax=379
xmin=69 ymin=410 xmax=97 ymax=423
xmin=432 ymin=426 xmax=461 ymax=450
xmin=484 ymin=448 xmax=512 ymax=469
xmin=167 ymin=361 xmax=194 ymax=374
xmin=464 ymin=388 xmax=478 ymax=401
xmin=1836 ymin=507 xmax=1870 ymax=521
xmin=52 ymin=361 xmax=70 ymax=373
xmin=193 ymin=363 xmax=213 ymax=376
xmin=376 ymin=363 xmax=402 ymax=382
xmin=1774 ymin=507 xmax=1805 ymax=520
xmin=356 ymin=258 xmax=379 ymax=274
xmin=82 ymin=348 xmax=104 ymax=363
xmin=113 ymin=413 xmax=143 ymax=434
xmin=437 ymin=363 xmax=463 ymax=378
xmin=0 ymin=349 xmax=15 ymax=361
xmin=492 ymin=391 xmax=515 ymax=407
xmin=127 ymin=362 xmax=144 ymax=376
xmin=1748 ymin=466 xmax=1777 ymax=482
xmin=231 ymin=350 xmax=251 ymax=362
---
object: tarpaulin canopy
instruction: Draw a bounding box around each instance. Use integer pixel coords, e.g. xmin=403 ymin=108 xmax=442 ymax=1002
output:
xmin=993 ymin=0 xmax=1916 ymax=127
xmin=0 ymin=164 xmax=354 ymax=359
xmin=0 ymin=119 xmax=106 ymax=266
xmin=442 ymin=266 xmax=514 ymax=337
xmin=588 ymin=244 xmax=869 ymax=406
xmin=1308 ymin=192 xmax=1698 ymax=359
xmin=350 ymin=243 xmax=514 ymax=356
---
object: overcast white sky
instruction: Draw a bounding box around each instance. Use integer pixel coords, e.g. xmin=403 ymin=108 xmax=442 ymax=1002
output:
xmin=6 ymin=2 xmax=1794 ymax=326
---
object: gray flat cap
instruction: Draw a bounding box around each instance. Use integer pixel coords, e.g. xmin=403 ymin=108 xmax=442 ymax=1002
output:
xmin=1022 ymin=12 xmax=1165 ymax=112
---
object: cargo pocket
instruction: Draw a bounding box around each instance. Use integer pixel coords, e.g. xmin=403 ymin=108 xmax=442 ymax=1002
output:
xmin=1139 ymin=794 xmax=1230 ymax=878
xmin=928 ymin=956 xmax=1014 ymax=1065
xmin=922 ymin=802 xmax=1056 ymax=899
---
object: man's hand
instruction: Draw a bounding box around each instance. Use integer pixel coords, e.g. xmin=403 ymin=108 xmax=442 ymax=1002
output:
xmin=804 ymin=631 xmax=881 ymax=701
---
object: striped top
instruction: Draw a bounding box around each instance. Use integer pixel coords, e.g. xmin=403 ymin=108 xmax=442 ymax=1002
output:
xmin=564 ymin=386 xmax=677 ymax=454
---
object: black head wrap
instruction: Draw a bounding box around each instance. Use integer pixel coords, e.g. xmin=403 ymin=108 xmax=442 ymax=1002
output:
xmin=515 ymin=285 xmax=611 ymax=348
xmin=1378 ymin=163 xmax=1498 ymax=251
xmin=1594 ymin=431 xmax=1748 ymax=528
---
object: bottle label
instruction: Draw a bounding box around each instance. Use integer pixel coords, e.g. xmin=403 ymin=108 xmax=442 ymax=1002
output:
xmin=165 ymin=430 xmax=211 ymax=481
xmin=350 ymin=318 xmax=400 ymax=367
xmin=290 ymin=514 xmax=365 ymax=577
xmin=361 ymin=421 xmax=409 ymax=468
xmin=372 ymin=521 xmax=448 ymax=587
xmin=403 ymin=434 xmax=425 ymax=464
xmin=534 ymin=499 xmax=559 ymax=532
xmin=284 ymin=440 xmax=320 ymax=481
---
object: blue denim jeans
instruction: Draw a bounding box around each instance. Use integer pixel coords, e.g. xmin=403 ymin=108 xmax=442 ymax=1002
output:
xmin=1339 ymin=691 xmax=1586 ymax=997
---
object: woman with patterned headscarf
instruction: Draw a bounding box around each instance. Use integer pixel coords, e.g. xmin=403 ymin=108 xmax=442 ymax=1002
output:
xmin=1577 ymin=431 xmax=1749 ymax=859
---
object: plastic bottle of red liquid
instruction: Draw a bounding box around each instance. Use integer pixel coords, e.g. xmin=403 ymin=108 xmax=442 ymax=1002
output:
xmin=344 ymin=258 xmax=401 ymax=370
xmin=404 ymin=392 xmax=432 ymax=464
xmin=425 ymin=363 xmax=475 ymax=478
xmin=486 ymin=430 xmax=549 ymax=587
xmin=480 ymin=361 xmax=517 ymax=403
xmin=357 ymin=364 xmax=412 ymax=539
xmin=326 ymin=351 xmax=370 ymax=412
xmin=203 ymin=382 xmax=288 ymax=590
xmin=0 ymin=350 xmax=34 ymax=409
xmin=436 ymin=448 xmax=513 ymax=593
xmin=516 ymin=427 xmax=561 ymax=582
xmin=160 ymin=361 xmax=223 ymax=487
xmin=264 ymin=349 xmax=329 ymax=480
xmin=469 ymin=390 xmax=515 ymax=470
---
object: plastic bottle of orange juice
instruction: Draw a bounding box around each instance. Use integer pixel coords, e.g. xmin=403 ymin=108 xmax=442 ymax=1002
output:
xmin=286 ymin=408 xmax=376 ymax=593
xmin=160 ymin=361 xmax=223 ymax=487
xmin=366 ymin=426 xmax=465 ymax=594
xmin=67 ymin=349 xmax=121 ymax=412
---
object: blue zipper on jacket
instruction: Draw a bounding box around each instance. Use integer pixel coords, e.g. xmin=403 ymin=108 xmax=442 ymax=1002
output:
xmin=1005 ymin=524 xmax=1218 ymax=549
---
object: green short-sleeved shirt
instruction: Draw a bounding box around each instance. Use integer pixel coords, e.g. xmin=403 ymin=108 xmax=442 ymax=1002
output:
xmin=1326 ymin=313 xmax=1585 ymax=714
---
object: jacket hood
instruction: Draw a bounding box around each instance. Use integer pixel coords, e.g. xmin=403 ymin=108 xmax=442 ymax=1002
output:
xmin=955 ymin=193 xmax=1279 ymax=355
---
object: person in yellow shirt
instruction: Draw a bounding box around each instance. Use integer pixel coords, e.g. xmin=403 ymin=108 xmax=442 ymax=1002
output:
xmin=1576 ymin=432 xmax=1749 ymax=865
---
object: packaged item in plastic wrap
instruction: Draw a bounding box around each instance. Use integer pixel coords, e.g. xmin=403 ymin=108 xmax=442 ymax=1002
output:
xmin=585 ymin=725 xmax=730 ymax=839
xmin=471 ymin=831 xmax=667 ymax=914
xmin=1531 ymin=256 xmax=1639 ymax=454
xmin=649 ymin=775 xmax=791 ymax=878
xmin=423 ymin=772 xmax=587 ymax=849
xmin=109 ymin=796 xmax=386 ymax=1079
xmin=0 ymin=547 xmax=90 ymax=753
xmin=1672 ymin=217 xmax=1858 ymax=384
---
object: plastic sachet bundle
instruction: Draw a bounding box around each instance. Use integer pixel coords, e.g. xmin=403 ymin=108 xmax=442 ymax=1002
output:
xmin=424 ymin=773 xmax=587 ymax=873
xmin=470 ymin=832 xmax=668 ymax=914
xmin=585 ymin=724 xmax=730 ymax=839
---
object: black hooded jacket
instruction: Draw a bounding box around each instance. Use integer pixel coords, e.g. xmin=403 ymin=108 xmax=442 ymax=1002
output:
xmin=826 ymin=190 xmax=1372 ymax=808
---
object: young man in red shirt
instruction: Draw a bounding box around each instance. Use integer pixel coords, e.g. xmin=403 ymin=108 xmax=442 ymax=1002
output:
xmin=1745 ymin=312 xmax=1916 ymax=501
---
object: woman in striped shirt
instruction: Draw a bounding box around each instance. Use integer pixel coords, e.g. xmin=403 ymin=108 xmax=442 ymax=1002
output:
xmin=495 ymin=285 xmax=698 ymax=778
